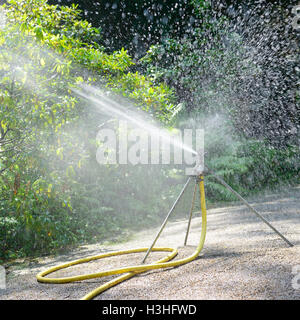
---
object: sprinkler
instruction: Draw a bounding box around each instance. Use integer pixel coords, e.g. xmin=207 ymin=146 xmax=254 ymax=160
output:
xmin=142 ymin=155 xmax=293 ymax=265
xmin=36 ymin=152 xmax=293 ymax=300
xmin=141 ymin=151 xmax=205 ymax=263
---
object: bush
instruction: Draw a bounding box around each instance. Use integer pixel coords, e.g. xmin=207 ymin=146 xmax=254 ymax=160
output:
xmin=205 ymin=138 xmax=300 ymax=201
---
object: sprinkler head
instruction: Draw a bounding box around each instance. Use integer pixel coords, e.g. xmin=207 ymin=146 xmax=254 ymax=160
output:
xmin=186 ymin=150 xmax=204 ymax=177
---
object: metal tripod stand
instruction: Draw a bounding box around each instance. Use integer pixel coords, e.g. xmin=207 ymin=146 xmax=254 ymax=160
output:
xmin=142 ymin=168 xmax=293 ymax=264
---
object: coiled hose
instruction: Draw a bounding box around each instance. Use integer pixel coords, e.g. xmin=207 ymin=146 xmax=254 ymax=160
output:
xmin=36 ymin=175 xmax=207 ymax=300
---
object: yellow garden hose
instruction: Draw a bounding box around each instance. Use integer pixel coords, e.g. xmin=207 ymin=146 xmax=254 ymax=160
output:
xmin=36 ymin=175 xmax=207 ymax=300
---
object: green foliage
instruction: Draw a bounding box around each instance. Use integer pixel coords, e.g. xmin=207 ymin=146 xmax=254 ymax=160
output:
xmin=0 ymin=0 xmax=178 ymax=261
xmin=238 ymin=141 xmax=300 ymax=188
xmin=0 ymin=163 xmax=76 ymax=259
xmin=49 ymin=0 xmax=209 ymax=55
xmin=138 ymin=0 xmax=299 ymax=202
xmin=140 ymin=1 xmax=299 ymax=145
xmin=139 ymin=4 xmax=242 ymax=115
xmin=141 ymin=31 xmax=254 ymax=116
xmin=106 ymin=72 xmax=176 ymax=122
xmin=182 ymin=116 xmax=300 ymax=202
xmin=7 ymin=0 xmax=102 ymax=50
xmin=205 ymin=138 xmax=300 ymax=201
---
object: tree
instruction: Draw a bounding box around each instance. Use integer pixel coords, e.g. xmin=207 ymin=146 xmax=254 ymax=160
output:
xmin=48 ymin=0 xmax=202 ymax=57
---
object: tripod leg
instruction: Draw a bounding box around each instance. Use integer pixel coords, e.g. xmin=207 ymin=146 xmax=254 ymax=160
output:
xmin=184 ymin=180 xmax=197 ymax=246
xmin=142 ymin=177 xmax=192 ymax=263
xmin=207 ymin=167 xmax=293 ymax=247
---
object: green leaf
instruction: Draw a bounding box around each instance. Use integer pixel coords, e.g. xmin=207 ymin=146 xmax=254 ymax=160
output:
xmin=34 ymin=26 xmax=44 ymax=41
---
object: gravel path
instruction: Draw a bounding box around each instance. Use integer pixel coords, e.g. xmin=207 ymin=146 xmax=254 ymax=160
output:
xmin=1 ymin=185 xmax=299 ymax=300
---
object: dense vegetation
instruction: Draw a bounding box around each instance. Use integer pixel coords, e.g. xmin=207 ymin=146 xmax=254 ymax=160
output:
xmin=0 ymin=0 xmax=299 ymax=261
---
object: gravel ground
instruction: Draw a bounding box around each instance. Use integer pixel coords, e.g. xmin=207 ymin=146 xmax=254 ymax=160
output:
xmin=1 ymin=185 xmax=299 ymax=300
